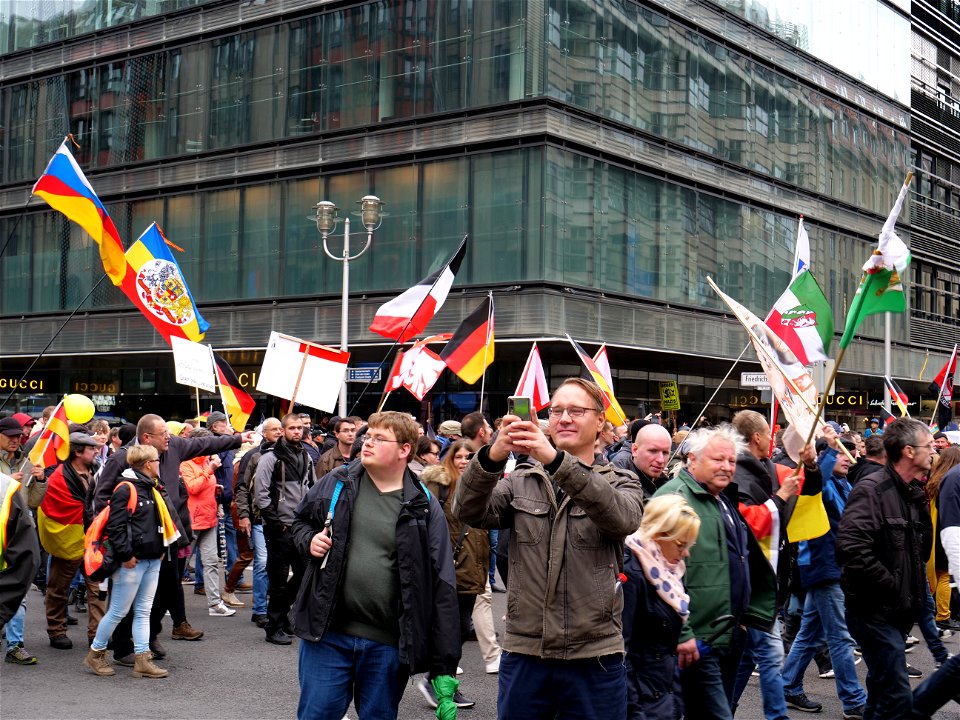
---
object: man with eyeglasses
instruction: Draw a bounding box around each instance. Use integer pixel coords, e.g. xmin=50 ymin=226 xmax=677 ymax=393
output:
xmin=289 ymin=411 xmax=461 ymax=720
xmin=254 ymin=412 xmax=317 ymax=646
xmin=837 ymin=418 xmax=935 ymax=719
xmin=454 ymin=378 xmax=645 ymax=720
xmin=95 ymin=413 xmax=254 ymax=660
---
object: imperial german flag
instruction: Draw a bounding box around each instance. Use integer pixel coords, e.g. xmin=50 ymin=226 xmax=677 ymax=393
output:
xmin=28 ymin=402 xmax=70 ymax=468
xmin=32 ymin=138 xmax=128 ymax=285
xmin=123 ymin=223 xmax=209 ymax=345
xmin=440 ymin=296 xmax=494 ymax=384
xmin=213 ymin=352 xmax=256 ymax=432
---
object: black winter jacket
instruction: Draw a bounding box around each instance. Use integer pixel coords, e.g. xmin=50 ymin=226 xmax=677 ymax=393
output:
xmin=289 ymin=461 xmax=461 ymax=677
xmin=106 ymin=469 xmax=170 ymax=562
xmin=622 ymin=552 xmax=683 ymax=720
xmin=837 ymin=464 xmax=932 ymax=624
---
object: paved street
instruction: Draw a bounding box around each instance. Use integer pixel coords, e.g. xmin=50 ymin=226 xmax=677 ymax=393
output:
xmin=2 ymin=568 xmax=958 ymax=719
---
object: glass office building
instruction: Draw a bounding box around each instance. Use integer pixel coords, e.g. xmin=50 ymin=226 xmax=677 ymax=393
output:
xmin=0 ymin=0 xmax=951 ymax=426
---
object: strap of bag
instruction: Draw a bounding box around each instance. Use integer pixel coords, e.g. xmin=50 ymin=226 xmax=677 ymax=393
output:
xmin=452 ymin=526 xmax=469 ymax=558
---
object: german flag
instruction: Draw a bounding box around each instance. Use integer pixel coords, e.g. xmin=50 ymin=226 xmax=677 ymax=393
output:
xmin=440 ymin=296 xmax=494 ymax=385
xmin=566 ymin=335 xmax=627 ymax=425
xmin=28 ymin=401 xmax=70 ymax=468
xmin=37 ymin=462 xmax=87 ymax=560
xmin=213 ymin=353 xmax=256 ymax=432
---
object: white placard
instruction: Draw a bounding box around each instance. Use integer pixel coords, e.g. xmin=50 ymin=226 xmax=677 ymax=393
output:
xmin=256 ymin=332 xmax=350 ymax=412
xmin=171 ymin=336 xmax=216 ymax=392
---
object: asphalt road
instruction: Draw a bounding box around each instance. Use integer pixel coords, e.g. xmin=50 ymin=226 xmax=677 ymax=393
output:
xmin=2 ymin=569 xmax=957 ymax=720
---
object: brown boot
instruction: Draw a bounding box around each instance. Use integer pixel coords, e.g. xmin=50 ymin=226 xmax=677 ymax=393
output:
xmin=132 ymin=651 xmax=168 ymax=679
xmin=83 ymin=648 xmax=115 ymax=676
xmin=171 ymin=621 xmax=204 ymax=641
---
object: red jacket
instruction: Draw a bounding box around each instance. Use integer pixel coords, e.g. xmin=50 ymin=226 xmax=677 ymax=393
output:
xmin=181 ymin=458 xmax=218 ymax=530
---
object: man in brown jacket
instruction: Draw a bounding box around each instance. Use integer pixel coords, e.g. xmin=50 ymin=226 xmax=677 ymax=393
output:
xmin=315 ymin=418 xmax=356 ymax=478
xmin=454 ymin=378 xmax=644 ymax=720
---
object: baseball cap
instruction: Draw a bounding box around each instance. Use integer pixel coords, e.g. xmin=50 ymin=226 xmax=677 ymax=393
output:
xmin=11 ymin=413 xmax=35 ymax=429
xmin=0 ymin=417 xmax=24 ymax=437
xmin=826 ymin=421 xmax=843 ymax=434
xmin=870 ymin=418 xmax=880 ymax=425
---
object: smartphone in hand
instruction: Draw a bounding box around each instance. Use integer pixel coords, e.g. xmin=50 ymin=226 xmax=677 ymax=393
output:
xmin=507 ymin=396 xmax=533 ymax=421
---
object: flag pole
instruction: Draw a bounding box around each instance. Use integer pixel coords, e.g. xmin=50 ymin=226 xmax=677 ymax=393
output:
xmin=195 ymin=387 xmax=201 ymax=422
xmin=884 ymin=312 xmax=892 ymax=414
xmin=803 ymin=346 xmax=846 ymax=448
xmin=919 ymin=350 xmax=930 ymax=382
xmin=0 ymin=273 xmax=109 ymax=412
xmin=928 ymin=344 xmax=958 ymax=428
xmin=377 ymin=391 xmax=392 ymax=413
xmin=478 ymin=292 xmax=494 ymax=413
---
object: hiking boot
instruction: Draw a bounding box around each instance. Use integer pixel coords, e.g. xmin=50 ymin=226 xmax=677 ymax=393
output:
xmin=83 ymin=648 xmax=115 ymax=676
xmin=171 ymin=621 xmax=204 ymax=641
xmin=221 ymin=591 xmax=245 ymax=608
xmin=149 ymin=640 xmax=166 ymax=659
xmin=785 ymin=692 xmax=823 ymax=713
xmin=842 ymin=705 xmax=865 ymax=720
xmin=114 ymin=653 xmax=136 ymax=667
xmin=4 ymin=644 xmax=37 ymax=665
xmin=208 ymin=602 xmax=236 ymax=617
xmin=132 ymin=651 xmax=168 ymax=678
xmin=49 ymin=634 xmax=73 ymax=650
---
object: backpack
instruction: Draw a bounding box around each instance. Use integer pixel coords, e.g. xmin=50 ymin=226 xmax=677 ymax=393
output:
xmin=84 ymin=480 xmax=137 ymax=581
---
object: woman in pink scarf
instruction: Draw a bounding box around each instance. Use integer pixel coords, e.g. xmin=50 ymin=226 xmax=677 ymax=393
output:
xmin=622 ymin=494 xmax=700 ymax=720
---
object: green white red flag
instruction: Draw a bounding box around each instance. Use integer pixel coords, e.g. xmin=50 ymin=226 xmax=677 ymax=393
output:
xmin=765 ymin=269 xmax=833 ymax=365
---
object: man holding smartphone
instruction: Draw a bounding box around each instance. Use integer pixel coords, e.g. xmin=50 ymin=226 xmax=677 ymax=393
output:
xmin=454 ymin=378 xmax=645 ymax=720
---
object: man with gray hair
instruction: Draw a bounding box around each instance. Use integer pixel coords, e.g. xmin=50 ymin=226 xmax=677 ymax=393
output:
xmin=653 ymin=424 xmax=777 ymax=720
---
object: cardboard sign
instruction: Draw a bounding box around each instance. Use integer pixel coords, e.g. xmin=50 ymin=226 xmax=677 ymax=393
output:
xmin=171 ymin=336 xmax=216 ymax=392
xmin=659 ymin=380 xmax=681 ymax=411
xmin=256 ymin=332 xmax=350 ymax=412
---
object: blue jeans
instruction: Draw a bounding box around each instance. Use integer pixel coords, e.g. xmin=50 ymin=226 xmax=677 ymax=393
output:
xmin=912 ymin=653 xmax=960 ymax=719
xmin=251 ymin=524 xmax=268 ymax=615
xmin=297 ymin=630 xmax=407 ymax=720
xmin=92 ymin=558 xmax=161 ymax=655
xmin=846 ymin=611 xmax=914 ymax=720
xmin=5 ymin=600 xmax=25 ymax=645
xmin=782 ymin=582 xmax=866 ymax=711
xmin=498 ymin=651 xmax=627 ymax=720
xmin=733 ymin=623 xmax=789 ymax=719
xmin=916 ymin=586 xmax=948 ymax=663
xmin=680 ymin=630 xmax=746 ymax=720
xmin=222 ymin=501 xmax=238 ymax=570
xmin=488 ymin=529 xmax=499 ymax=584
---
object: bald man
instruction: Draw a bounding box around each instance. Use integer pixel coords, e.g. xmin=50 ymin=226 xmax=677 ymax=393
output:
xmin=612 ymin=423 xmax=672 ymax=498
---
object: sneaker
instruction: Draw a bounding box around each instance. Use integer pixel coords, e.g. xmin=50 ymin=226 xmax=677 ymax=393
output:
xmin=417 ymin=678 xmax=439 ymax=709
xmin=221 ymin=591 xmax=245 ymax=608
xmin=452 ymin=691 xmax=476 ymax=709
xmin=905 ymin=634 xmax=920 ymax=646
xmin=906 ymin=663 xmax=922 ymax=678
xmin=456 ymin=666 xmax=464 ymax=675
xmin=818 ymin=667 xmax=835 ymax=679
xmin=785 ymin=692 xmax=823 ymax=713
xmin=265 ymin=630 xmax=292 ymax=645
xmin=209 ymin=602 xmax=236 ymax=617
xmin=853 ymin=646 xmax=862 ymax=656
xmin=842 ymin=704 xmax=865 ymax=720
xmin=939 ymin=627 xmax=954 ymax=639
xmin=4 ymin=644 xmax=38 ymax=665
xmin=251 ymin=613 xmax=269 ymax=628
xmin=935 ymin=653 xmax=955 ymax=669
xmin=171 ymin=621 xmax=204 ymax=641
xmin=937 ymin=618 xmax=960 ymax=631
xmin=49 ymin=634 xmax=73 ymax=650
xmin=485 ymin=655 xmax=501 ymax=674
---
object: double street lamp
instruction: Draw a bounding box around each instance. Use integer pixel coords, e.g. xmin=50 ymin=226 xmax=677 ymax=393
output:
xmin=314 ymin=195 xmax=384 ymax=416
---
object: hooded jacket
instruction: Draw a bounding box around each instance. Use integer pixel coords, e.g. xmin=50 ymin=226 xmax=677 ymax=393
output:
xmin=107 ymin=468 xmax=170 ymax=562
xmin=254 ymin=438 xmax=316 ymax=530
xmin=289 ymin=460 xmax=461 ymax=678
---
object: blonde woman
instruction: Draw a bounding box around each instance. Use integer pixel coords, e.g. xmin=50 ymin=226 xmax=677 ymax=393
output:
xmin=622 ymin=494 xmax=700 ymax=720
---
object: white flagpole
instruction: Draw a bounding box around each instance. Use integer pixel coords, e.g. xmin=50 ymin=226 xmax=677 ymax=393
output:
xmin=478 ymin=292 xmax=494 ymax=413
xmin=884 ymin=313 xmax=892 ymax=414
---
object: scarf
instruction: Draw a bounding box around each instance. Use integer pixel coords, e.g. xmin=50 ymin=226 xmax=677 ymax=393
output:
xmin=624 ymin=533 xmax=690 ymax=618
xmin=122 ymin=468 xmax=181 ymax=547
xmin=274 ymin=438 xmax=306 ymax=481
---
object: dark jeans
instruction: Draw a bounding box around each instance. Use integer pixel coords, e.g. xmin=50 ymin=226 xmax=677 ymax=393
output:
xmin=917 ymin=586 xmax=949 ymax=663
xmin=911 ymin=653 xmax=960 ymax=719
xmin=680 ymin=628 xmax=746 ymax=720
xmin=846 ymin=611 xmax=914 ymax=720
xmin=457 ymin=593 xmax=477 ymax=644
xmin=498 ymin=651 xmax=626 ymax=720
xmin=264 ymin=526 xmax=306 ymax=634
xmin=111 ymin=553 xmax=183 ymax=658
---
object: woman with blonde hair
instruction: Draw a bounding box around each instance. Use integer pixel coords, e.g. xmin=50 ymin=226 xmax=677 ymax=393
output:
xmin=622 ymin=494 xmax=700 ymax=720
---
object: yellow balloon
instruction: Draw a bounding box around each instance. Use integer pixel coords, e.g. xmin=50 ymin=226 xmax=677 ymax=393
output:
xmin=63 ymin=394 xmax=95 ymax=424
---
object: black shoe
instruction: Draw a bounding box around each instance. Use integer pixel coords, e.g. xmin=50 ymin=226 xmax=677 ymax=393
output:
xmin=76 ymin=586 xmax=87 ymax=613
xmin=906 ymin=663 xmax=922 ymax=678
xmin=452 ymin=690 xmax=476 ymax=709
xmin=49 ymin=635 xmax=73 ymax=650
xmin=842 ymin=704 xmax=865 ymax=720
xmin=251 ymin=614 xmax=269 ymax=628
xmin=936 ymin=618 xmax=960 ymax=631
xmin=785 ymin=692 xmax=823 ymax=713
xmin=66 ymin=612 xmax=78 ymax=626
xmin=265 ymin=630 xmax=292 ymax=645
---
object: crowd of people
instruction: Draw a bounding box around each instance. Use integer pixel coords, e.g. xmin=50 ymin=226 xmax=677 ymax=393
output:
xmin=1 ymin=389 xmax=960 ymax=720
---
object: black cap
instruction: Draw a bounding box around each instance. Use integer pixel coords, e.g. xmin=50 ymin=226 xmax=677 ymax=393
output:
xmin=0 ymin=417 xmax=24 ymax=437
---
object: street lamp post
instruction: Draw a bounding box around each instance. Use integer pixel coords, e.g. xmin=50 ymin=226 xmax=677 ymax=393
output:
xmin=315 ymin=195 xmax=384 ymax=417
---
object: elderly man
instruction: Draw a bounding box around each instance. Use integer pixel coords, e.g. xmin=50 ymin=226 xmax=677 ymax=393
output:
xmin=653 ymin=424 xmax=777 ymax=720
xmin=96 ymin=414 xmax=253 ymax=661
xmin=612 ymin=422 xmax=672 ymax=498
xmin=838 ymin=418 xmax=934 ymax=719
xmin=455 ymin=378 xmax=644 ymax=720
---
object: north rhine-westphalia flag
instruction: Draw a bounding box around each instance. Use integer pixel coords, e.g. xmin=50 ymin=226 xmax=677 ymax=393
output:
xmin=213 ymin=353 xmax=256 ymax=432
xmin=386 ymin=335 xmax=450 ymax=401
xmin=37 ymin=462 xmax=88 ymax=560
xmin=28 ymin=402 xmax=70 ymax=469
xmin=124 ymin=223 xmax=209 ymax=345
xmin=929 ymin=345 xmax=958 ymax=431
xmin=440 ymin=296 xmax=494 ymax=385
xmin=839 ymin=175 xmax=913 ymax=349
xmin=566 ymin=335 xmax=627 ymax=425
xmin=883 ymin=376 xmax=910 ymax=417
xmin=369 ymin=236 xmax=467 ymax=342
xmin=32 ymin=137 xmax=128 ymax=285
xmin=515 ymin=343 xmax=551 ymax=412
xmin=765 ymin=270 xmax=833 ymax=365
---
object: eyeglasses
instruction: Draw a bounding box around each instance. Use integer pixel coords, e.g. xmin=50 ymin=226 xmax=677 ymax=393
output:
xmin=147 ymin=431 xmax=170 ymax=439
xmin=909 ymin=443 xmax=935 ymax=452
xmin=423 ymin=450 xmax=439 ymax=457
xmin=546 ymin=406 xmax=599 ymax=419
xmin=363 ymin=435 xmax=402 ymax=447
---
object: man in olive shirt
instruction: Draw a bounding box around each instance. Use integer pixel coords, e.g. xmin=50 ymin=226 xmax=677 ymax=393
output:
xmin=290 ymin=412 xmax=461 ymax=720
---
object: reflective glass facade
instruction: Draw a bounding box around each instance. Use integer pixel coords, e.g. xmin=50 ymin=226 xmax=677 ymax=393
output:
xmin=711 ymin=0 xmax=911 ymax=102
xmin=0 ymin=0 xmax=909 ymax=216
